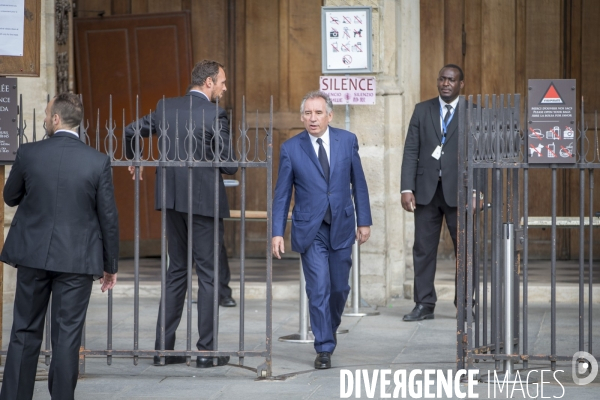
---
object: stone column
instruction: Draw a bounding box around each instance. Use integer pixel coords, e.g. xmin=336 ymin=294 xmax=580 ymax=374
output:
xmin=324 ymin=0 xmax=420 ymax=304
xmin=4 ymin=0 xmax=56 ymax=297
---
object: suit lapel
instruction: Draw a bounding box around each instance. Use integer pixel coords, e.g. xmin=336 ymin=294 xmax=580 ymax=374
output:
xmin=299 ymin=131 xmax=326 ymax=179
xmin=429 ymin=100 xmax=442 ymax=142
xmin=328 ymin=127 xmax=339 ymax=179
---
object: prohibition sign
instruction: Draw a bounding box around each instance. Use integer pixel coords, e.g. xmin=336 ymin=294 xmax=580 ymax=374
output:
xmin=342 ymin=55 xmax=352 ymax=65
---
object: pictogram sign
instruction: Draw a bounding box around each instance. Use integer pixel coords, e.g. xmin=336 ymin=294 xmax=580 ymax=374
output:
xmin=322 ymin=7 xmax=372 ymax=73
xmin=528 ymin=79 xmax=576 ymax=164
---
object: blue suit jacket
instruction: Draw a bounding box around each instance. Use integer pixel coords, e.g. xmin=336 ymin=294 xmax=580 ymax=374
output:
xmin=272 ymin=126 xmax=372 ymax=253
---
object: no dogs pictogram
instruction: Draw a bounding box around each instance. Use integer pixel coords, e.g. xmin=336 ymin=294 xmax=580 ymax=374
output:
xmin=342 ymin=55 xmax=352 ymax=65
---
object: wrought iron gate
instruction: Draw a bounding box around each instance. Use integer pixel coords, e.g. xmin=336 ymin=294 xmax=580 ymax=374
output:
xmin=456 ymin=93 xmax=599 ymax=375
xmin=6 ymin=94 xmax=274 ymax=378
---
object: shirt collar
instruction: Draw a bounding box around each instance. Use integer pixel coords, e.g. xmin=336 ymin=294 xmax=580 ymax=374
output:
xmin=439 ymin=96 xmax=459 ymax=110
xmin=55 ymin=129 xmax=79 ymax=138
xmin=309 ymin=126 xmax=330 ymax=145
xmin=190 ymin=89 xmax=210 ymax=102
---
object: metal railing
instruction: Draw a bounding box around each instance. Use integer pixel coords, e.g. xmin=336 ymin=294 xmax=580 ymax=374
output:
xmin=456 ymin=94 xmax=599 ymax=375
xmin=7 ymin=94 xmax=274 ymax=378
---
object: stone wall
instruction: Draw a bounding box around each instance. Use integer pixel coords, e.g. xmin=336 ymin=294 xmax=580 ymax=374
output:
xmin=324 ymin=0 xmax=419 ymax=304
xmin=4 ymin=0 xmax=56 ymax=296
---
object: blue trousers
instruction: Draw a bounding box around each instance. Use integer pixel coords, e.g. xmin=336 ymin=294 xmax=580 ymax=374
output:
xmin=301 ymin=222 xmax=353 ymax=354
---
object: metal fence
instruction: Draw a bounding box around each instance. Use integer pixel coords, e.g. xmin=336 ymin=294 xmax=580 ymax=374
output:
xmin=456 ymin=93 xmax=599 ymax=375
xmin=6 ymin=94 xmax=274 ymax=378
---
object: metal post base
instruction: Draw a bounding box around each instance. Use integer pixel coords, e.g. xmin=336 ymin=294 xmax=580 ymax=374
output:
xmin=344 ymin=298 xmax=380 ymax=317
xmin=343 ymin=308 xmax=380 ymax=317
xmin=309 ymin=328 xmax=349 ymax=334
xmin=278 ymin=332 xmax=314 ymax=343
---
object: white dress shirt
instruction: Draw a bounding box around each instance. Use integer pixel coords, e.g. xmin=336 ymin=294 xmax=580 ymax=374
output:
xmin=438 ymin=96 xmax=459 ymax=134
xmin=309 ymin=127 xmax=330 ymax=164
xmin=56 ymin=129 xmax=79 ymax=138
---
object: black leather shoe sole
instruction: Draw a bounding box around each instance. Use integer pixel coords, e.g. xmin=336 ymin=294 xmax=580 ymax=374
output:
xmin=196 ymin=356 xmax=230 ymax=368
xmin=314 ymin=353 xmax=331 ymax=369
xmin=219 ymin=297 xmax=237 ymax=307
xmin=402 ymin=312 xmax=435 ymax=322
xmin=153 ymin=355 xmax=187 ymax=365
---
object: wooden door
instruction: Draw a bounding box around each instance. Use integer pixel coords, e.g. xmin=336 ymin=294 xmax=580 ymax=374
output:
xmin=73 ymin=0 xmax=323 ymax=258
xmin=74 ymin=12 xmax=193 ymax=256
xmin=420 ymin=0 xmax=600 ymax=260
xmin=227 ymin=0 xmax=323 ymax=257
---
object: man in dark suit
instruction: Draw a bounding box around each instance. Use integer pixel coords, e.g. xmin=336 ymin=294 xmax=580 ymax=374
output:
xmin=272 ymin=91 xmax=372 ymax=369
xmin=125 ymin=60 xmax=237 ymax=368
xmin=400 ymin=64 xmax=464 ymax=321
xmin=0 ymin=93 xmax=119 ymax=400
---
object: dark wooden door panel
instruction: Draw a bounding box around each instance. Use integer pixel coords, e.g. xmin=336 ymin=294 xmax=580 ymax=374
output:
xmin=75 ymin=12 xmax=193 ymax=256
xmin=420 ymin=0 xmax=600 ymax=260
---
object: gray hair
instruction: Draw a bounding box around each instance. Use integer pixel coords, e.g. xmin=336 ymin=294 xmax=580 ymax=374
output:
xmin=300 ymin=91 xmax=333 ymax=114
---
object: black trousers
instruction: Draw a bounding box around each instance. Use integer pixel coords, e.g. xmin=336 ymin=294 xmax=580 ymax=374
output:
xmin=219 ymin=243 xmax=232 ymax=299
xmin=0 ymin=266 xmax=93 ymax=400
xmin=413 ymin=180 xmax=458 ymax=308
xmin=155 ymin=209 xmax=224 ymax=351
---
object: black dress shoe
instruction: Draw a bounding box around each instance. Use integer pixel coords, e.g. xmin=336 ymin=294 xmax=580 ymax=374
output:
xmin=196 ymin=356 xmax=230 ymax=368
xmin=403 ymin=304 xmax=435 ymax=321
xmin=153 ymin=355 xmax=187 ymax=365
xmin=219 ymin=296 xmax=237 ymax=307
xmin=314 ymin=352 xmax=331 ymax=369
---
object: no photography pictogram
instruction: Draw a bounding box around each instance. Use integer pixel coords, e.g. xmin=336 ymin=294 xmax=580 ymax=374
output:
xmin=342 ymin=55 xmax=352 ymax=65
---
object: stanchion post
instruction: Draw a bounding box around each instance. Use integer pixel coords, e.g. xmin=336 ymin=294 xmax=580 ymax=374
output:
xmin=504 ymin=223 xmax=515 ymax=377
xmin=278 ymin=259 xmax=314 ymax=343
xmin=482 ymin=223 xmax=534 ymax=384
xmin=343 ymin=241 xmax=379 ymax=317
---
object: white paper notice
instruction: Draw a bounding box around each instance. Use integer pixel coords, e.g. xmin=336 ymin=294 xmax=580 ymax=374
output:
xmin=0 ymin=0 xmax=25 ymax=56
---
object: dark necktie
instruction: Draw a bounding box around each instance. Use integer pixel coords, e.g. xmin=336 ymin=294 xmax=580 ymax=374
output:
xmin=316 ymin=138 xmax=332 ymax=224
xmin=443 ymin=104 xmax=453 ymax=129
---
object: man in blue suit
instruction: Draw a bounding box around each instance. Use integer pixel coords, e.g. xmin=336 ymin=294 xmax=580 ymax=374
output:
xmin=272 ymin=91 xmax=372 ymax=369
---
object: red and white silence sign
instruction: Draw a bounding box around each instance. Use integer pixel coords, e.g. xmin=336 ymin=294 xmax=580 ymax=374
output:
xmin=319 ymin=76 xmax=376 ymax=105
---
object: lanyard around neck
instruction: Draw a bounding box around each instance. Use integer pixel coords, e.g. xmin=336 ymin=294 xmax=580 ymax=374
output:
xmin=439 ymin=104 xmax=455 ymax=145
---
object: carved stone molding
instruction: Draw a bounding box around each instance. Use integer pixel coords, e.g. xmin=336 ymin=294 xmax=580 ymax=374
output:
xmin=57 ymin=52 xmax=69 ymax=94
xmin=55 ymin=0 xmax=71 ymax=46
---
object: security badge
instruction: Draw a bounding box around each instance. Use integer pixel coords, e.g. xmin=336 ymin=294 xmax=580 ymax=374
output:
xmin=433 ymin=104 xmax=455 ymax=160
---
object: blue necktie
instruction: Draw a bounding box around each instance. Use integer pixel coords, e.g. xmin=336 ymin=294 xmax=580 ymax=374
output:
xmin=317 ymin=138 xmax=331 ymax=224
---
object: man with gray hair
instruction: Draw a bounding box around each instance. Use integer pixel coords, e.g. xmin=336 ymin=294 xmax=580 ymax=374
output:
xmin=272 ymin=91 xmax=372 ymax=369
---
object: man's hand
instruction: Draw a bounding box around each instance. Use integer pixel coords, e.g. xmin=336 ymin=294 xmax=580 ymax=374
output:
xmin=127 ymin=166 xmax=144 ymax=181
xmin=356 ymin=226 xmax=371 ymax=245
xmin=471 ymin=193 xmax=484 ymax=213
xmin=100 ymin=272 xmax=117 ymax=292
xmin=401 ymin=192 xmax=416 ymax=212
xmin=272 ymin=236 xmax=285 ymax=259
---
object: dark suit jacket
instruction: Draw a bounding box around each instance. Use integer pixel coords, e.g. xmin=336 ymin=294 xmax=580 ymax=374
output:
xmin=125 ymin=92 xmax=237 ymax=218
xmin=0 ymin=131 xmax=119 ymax=275
xmin=272 ymin=127 xmax=372 ymax=252
xmin=401 ymin=97 xmax=459 ymax=208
